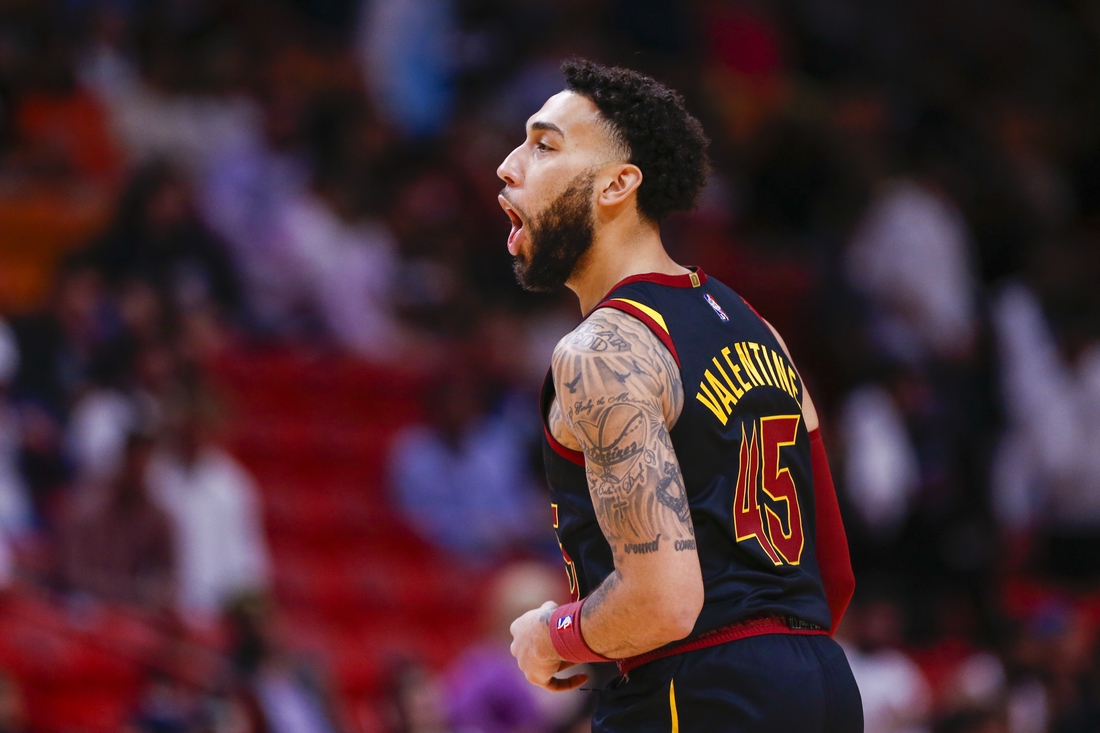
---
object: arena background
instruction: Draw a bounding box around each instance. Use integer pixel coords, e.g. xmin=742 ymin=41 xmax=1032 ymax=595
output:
xmin=0 ymin=0 xmax=1099 ymax=731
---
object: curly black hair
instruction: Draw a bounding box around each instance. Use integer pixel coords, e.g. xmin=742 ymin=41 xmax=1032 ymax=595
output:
xmin=562 ymin=58 xmax=710 ymax=223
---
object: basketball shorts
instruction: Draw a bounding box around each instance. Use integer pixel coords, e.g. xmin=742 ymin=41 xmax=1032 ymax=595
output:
xmin=592 ymin=633 xmax=863 ymax=733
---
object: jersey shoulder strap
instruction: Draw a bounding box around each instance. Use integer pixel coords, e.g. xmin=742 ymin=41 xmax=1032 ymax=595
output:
xmin=588 ymin=268 xmax=706 ymax=367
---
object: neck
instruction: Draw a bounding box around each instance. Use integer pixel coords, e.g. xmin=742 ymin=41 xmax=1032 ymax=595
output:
xmin=566 ymin=216 xmax=687 ymax=314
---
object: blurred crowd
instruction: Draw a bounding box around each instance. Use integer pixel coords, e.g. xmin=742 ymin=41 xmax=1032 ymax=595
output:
xmin=1 ymin=0 xmax=1100 ymax=731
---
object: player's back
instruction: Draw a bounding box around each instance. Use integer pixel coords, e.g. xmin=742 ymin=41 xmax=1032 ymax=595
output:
xmin=541 ymin=268 xmax=833 ymax=637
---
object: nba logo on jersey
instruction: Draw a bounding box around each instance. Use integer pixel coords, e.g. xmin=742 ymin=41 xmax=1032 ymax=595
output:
xmin=704 ymin=293 xmax=729 ymax=322
xmin=557 ymin=615 xmax=573 ymax=630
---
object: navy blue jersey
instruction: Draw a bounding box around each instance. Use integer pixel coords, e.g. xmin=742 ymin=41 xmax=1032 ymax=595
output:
xmin=540 ymin=268 xmax=833 ymax=636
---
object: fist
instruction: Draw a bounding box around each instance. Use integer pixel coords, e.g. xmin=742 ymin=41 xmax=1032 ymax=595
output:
xmin=509 ymin=601 xmax=589 ymax=692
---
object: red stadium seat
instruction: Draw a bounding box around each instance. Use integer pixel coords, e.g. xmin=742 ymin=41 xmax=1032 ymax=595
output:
xmin=204 ymin=349 xmax=488 ymax=719
xmin=23 ymin=688 xmax=133 ymax=733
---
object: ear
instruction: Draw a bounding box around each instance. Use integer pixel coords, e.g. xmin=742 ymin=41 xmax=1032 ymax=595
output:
xmin=597 ymin=163 xmax=643 ymax=209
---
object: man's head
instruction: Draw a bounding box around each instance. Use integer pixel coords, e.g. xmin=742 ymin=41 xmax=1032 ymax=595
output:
xmin=498 ymin=59 xmax=709 ymax=292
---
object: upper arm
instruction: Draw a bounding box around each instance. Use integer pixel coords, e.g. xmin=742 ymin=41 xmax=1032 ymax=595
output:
xmin=550 ymin=308 xmax=695 ymax=553
xmin=764 ymin=320 xmax=819 ymax=432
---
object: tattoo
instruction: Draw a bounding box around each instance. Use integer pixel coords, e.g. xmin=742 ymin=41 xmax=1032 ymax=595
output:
xmin=577 ymin=402 xmax=646 ymax=470
xmin=656 ymin=461 xmax=692 ymax=529
xmin=624 ymin=535 xmax=661 ymax=554
xmin=565 ymin=323 xmax=632 ymax=352
xmin=674 ymin=539 xmax=697 ymax=551
xmin=550 ymin=309 xmax=694 ymax=547
xmin=540 ymin=605 xmax=554 ymax=626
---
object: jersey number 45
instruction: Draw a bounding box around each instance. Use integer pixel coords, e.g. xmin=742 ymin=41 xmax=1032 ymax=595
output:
xmin=733 ymin=415 xmax=805 ymax=566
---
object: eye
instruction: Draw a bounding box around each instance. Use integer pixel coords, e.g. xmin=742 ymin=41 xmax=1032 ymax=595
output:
xmin=535 ymin=140 xmax=553 ymax=152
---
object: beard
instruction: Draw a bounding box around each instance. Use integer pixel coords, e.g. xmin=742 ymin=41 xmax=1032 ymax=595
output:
xmin=511 ymin=171 xmax=597 ymax=293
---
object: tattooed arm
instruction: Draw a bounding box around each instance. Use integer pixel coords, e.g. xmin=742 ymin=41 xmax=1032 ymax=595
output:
xmin=509 ymin=309 xmax=702 ymax=688
xmin=556 ymin=308 xmax=703 ymax=656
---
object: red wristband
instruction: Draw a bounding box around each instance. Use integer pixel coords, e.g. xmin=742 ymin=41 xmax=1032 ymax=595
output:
xmin=549 ymin=600 xmax=614 ymax=664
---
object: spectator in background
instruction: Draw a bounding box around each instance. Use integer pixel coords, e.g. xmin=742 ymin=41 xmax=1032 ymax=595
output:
xmin=385 ymin=660 xmax=454 ymax=733
xmin=838 ymin=374 xmax=922 ymax=540
xmin=356 ymin=0 xmax=457 ymax=138
xmin=991 ymin=242 xmax=1100 ymax=580
xmin=130 ymin=666 xmax=261 ymax=733
xmin=78 ymin=10 xmax=264 ymax=178
xmin=67 ymin=330 xmax=187 ymax=490
xmin=224 ymin=595 xmax=340 ymax=733
xmin=839 ymin=586 xmax=933 ymax=733
xmin=0 ymin=320 xmax=32 ymax=538
xmin=845 ymin=174 xmax=978 ymax=364
xmin=61 ymin=432 xmax=175 ymax=609
xmin=8 ymin=255 xmax=114 ymax=418
xmin=278 ymin=163 xmax=403 ymax=359
xmin=9 ymin=255 xmax=114 ymax=524
xmin=199 ymin=89 xmax=403 ymax=357
xmin=130 ymin=668 xmax=205 ymax=733
xmin=88 ymin=162 xmax=242 ymax=320
xmin=1001 ymin=601 xmax=1100 ymax=733
xmin=148 ymin=391 xmax=270 ymax=625
xmin=66 ymin=379 xmax=138 ymax=491
xmin=389 ymin=370 xmax=542 ymax=563
xmin=445 ymin=561 xmax=586 ymax=733
xmin=845 ymin=115 xmax=980 ymax=366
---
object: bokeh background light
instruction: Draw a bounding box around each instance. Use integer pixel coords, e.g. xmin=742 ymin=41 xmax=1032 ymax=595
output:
xmin=0 ymin=0 xmax=1098 ymax=731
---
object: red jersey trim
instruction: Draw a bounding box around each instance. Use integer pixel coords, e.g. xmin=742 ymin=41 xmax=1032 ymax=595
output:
xmin=616 ymin=615 xmax=827 ymax=675
xmin=596 ymin=300 xmax=681 ymax=367
xmin=594 ymin=267 xmax=707 ymax=311
xmin=739 ymin=294 xmax=765 ymax=322
xmin=544 ymin=424 xmax=585 ymax=467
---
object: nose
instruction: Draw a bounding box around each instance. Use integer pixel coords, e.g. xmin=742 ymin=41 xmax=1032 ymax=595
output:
xmin=497 ymin=145 xmax=522 ymax=187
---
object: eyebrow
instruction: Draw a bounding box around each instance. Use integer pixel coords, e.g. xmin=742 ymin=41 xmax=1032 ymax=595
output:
xmin=529 ymin=121 xmax=565 ymax=137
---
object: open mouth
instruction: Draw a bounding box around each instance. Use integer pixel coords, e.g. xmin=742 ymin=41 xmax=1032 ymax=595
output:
xmin=498 ymin=195 xmax=526 ymax=255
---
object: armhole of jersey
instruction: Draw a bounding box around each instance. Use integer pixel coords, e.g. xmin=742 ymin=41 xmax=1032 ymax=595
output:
xmin=541 ymin=369 xmax=586 ymax=467
xmin=739 ymin=294 xmax=764 ymax=322
xmin=596 ymin=298 xmax=681 ymax=367
xmin=545 ymin=424 xmax=585 ymax=467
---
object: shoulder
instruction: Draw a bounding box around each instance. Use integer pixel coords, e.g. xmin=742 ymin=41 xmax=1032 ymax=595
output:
xmin=554 ymin=307 xmax=639 ymax=358
xmin=552 ymin=307 xmax=672 ymax=384
xmin=552 ymin=307 xmax=684 ymax=425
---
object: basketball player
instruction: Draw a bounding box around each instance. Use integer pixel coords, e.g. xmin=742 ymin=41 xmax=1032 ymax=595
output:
xmin=498 ymin=59 xmax=862 ymax=731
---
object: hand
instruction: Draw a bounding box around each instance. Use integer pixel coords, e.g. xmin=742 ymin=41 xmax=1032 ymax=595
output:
xmin=509 ymin=600 xmax=589 ymax=692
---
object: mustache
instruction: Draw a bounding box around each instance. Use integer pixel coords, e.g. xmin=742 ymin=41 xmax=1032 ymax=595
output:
xmin=499 ymin=189 xmax=526 ymax=217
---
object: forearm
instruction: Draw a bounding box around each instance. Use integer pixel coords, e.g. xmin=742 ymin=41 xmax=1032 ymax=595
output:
xmin=579 ymin=563 xmax=700 ymax=658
